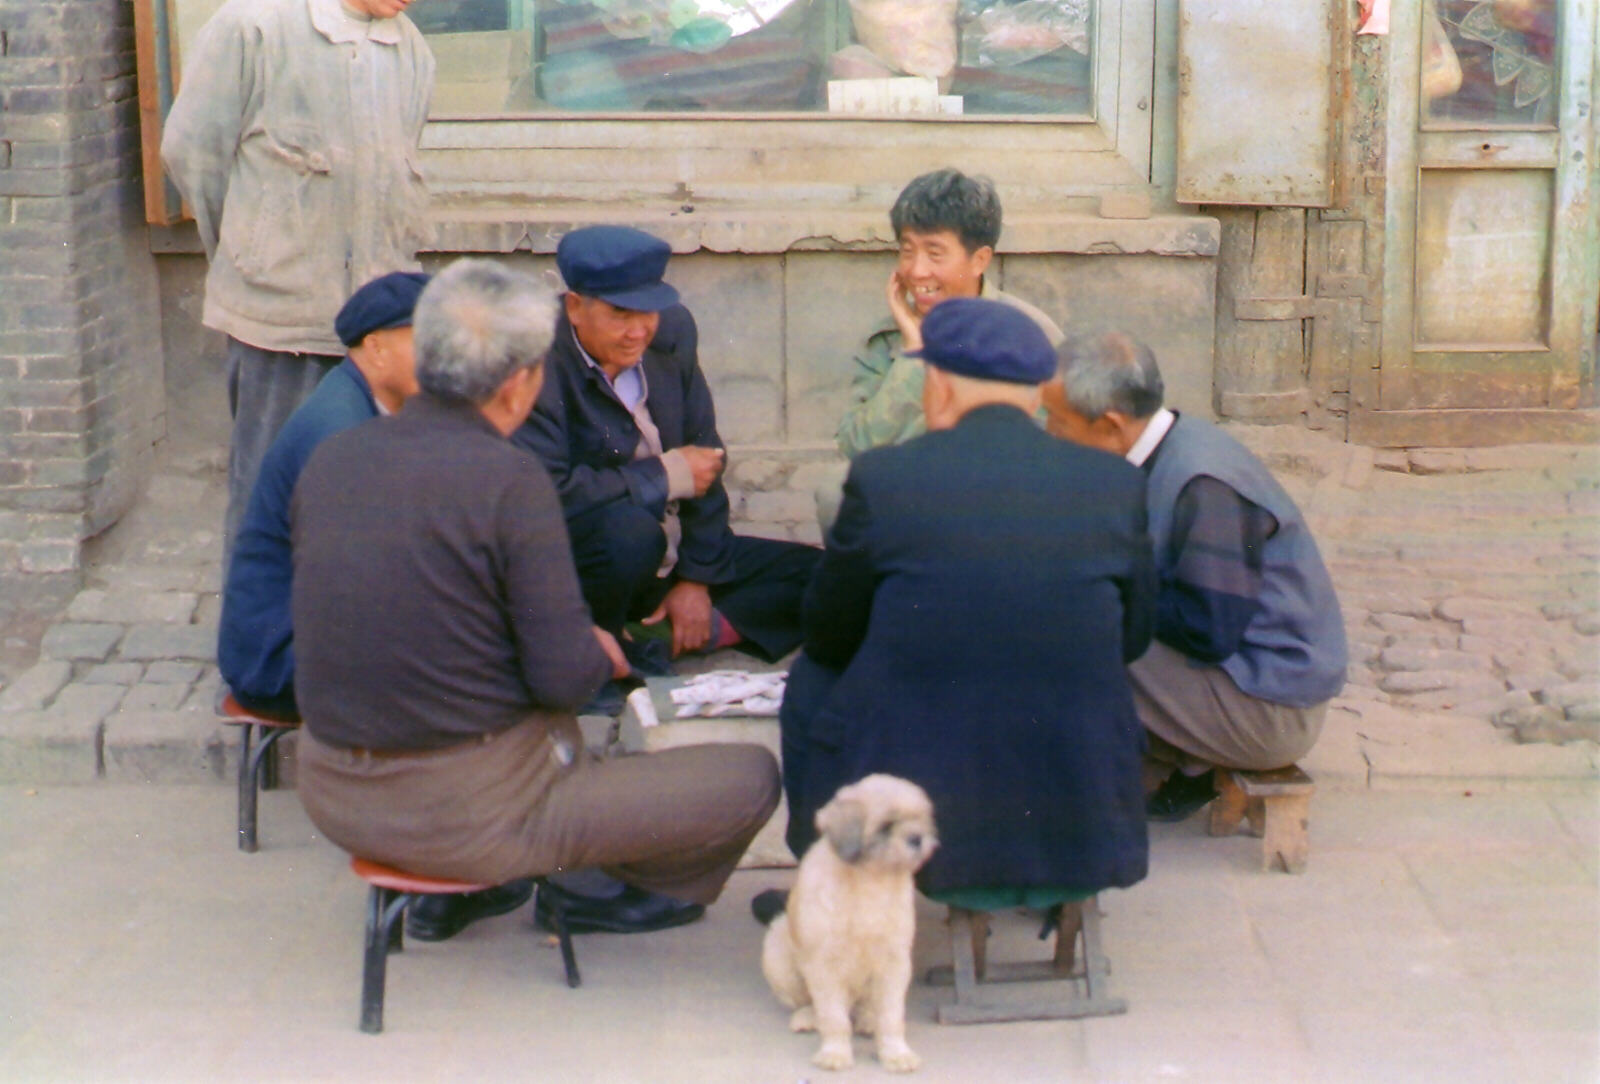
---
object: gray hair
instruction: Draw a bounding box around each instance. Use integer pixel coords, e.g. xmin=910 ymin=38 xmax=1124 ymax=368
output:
xmin=889 ymin=169 xmax=1002 ymax=253
xmin=413 ymin=259 xmax=558 ymax=404
xmin=1055 ymin=331 xmax=1165 ymax=420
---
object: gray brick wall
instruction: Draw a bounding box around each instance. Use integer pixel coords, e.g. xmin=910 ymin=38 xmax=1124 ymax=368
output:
xmin=0 ymin=0 xmax=164 ymax=610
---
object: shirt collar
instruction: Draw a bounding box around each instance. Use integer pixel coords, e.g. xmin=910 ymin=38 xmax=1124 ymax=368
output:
xmin=309 ymin=0 xmax=403 ymax=45
xmin=1125 ymin=407 xmax=1175 ymax=467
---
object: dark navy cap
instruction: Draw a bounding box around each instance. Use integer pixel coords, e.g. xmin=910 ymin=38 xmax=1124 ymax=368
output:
xmin=556 ymin=225 xmax=680 ymax=312
xmin=334 ymin=271 xmax=430 ymax=347
xmin=908 ymin=297 xmax=1055 ymax=385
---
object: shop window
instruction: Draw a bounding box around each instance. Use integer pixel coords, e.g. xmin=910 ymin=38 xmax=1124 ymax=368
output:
xmin=1422 ymin=0 xmax=1559 ymax=127
xmin=410 ymin=0 xmax=1095 ymax=118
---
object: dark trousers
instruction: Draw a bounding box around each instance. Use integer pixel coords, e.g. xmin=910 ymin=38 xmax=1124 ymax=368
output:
xmin=566 ymin=501 xmax=820 ymax=661
xmin=776 ymin=650 xmax=848 ymax=860
xmin=224 ymin=338 xmax=340 ymax=572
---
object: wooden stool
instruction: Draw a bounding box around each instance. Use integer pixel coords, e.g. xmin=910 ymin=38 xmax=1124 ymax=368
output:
xmin=1208 ymin=765 xmax=1315 ymax=873
xmin=925 ymin=896 xmax=1127 ymax=1024
xmin=350 ymin=859 xmax=580 ymax=1034
xmin=216 ymin=692 xmax=301 ymax=853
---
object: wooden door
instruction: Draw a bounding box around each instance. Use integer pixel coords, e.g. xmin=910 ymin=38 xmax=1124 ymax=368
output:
xmin=1360 ymin=0 xmax=1598 ymax=444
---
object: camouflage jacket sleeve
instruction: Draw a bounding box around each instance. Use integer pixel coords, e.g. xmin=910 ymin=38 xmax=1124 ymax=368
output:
xmin=834 ymin=326 xmax=928 ymax=458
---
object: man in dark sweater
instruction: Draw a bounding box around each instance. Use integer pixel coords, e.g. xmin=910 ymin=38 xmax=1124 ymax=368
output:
xmin=290 ymin=259 xmax=780 ymax=939
xmin=218 ymin=271 xmax=428 ymax=720
xmin=1043 ymin=332 xmax=1347 ymax=822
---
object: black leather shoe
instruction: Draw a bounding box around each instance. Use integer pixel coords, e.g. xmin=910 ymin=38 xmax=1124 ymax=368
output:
xmin=750 ymin=888 xmax=788 ymax=927
xmin=1146 ymin=768 xmax=1218 ymax=823
xmin=405 ymin=879 xmax=535 ymax=942
xmin=534 ymin=880 xmax=704 ymax=935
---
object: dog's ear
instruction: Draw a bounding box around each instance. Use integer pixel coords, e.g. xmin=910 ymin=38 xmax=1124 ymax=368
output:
xmin=816 ymin=796 xmax=866 ymax=863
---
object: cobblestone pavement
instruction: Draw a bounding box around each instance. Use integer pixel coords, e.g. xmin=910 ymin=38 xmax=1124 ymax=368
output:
xmin=0 ymin=429 xmax=1597 ymax=784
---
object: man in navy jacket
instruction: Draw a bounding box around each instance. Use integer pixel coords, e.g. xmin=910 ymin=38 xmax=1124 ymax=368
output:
xmin=515 ymin=226 xmax=819 ymax=666
xmin=779 ymin=300 xmax=1155 ymax=898
xmin=217 ymin=271 xmax=428 ymax=719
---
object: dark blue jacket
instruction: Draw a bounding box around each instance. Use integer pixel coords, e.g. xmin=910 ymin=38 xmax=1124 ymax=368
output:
xmin=218 ymin=359 xmax=378 ymax=712
xmin=512 ymin=304 xmax=739 ymax=585
xmin=788 ymin=404 xmax=1156 ymax=895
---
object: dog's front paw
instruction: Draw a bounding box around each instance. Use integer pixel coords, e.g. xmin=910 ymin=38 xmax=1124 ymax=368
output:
xmin=877 ymin=1041 xmax=920 ymax=1073
xmin=812 ymin=1042 xmax=855 ymax=1071
xmin=789 ymin=1006 xmax=817 ymax=1033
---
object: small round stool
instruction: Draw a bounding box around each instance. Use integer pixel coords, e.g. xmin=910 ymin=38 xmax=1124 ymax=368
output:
xmin=216 ymin=692 xmax=300 ymax=852
xmin=350 ymin=858 xmax=580 ymax=1034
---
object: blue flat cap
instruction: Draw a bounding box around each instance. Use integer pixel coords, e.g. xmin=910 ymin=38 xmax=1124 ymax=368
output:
xmin=335 ymin=271 xmax=430 ymax=347
xmin=556 ymin=225 xmax=680 ymax=312
xmin=908 ymin=297 xmax=1055 ymax=385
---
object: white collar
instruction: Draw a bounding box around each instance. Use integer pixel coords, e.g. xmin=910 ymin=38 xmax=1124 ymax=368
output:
xmin=1125 ymin=408 xmax=1175 ymax=467
xmin=309 ymin=0 xmax=402 ymax=45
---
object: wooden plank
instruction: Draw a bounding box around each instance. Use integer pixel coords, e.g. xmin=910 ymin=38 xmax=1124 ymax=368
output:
xmin=132 ymin=0 xmax=180 ymax=226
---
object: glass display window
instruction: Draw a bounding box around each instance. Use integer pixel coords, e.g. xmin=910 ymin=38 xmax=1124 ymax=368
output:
xmin=410 ymin=0 xmax=1096 ymax=118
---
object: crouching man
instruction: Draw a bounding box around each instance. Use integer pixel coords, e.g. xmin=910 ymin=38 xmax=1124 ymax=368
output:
xmin=1044 ymin=332 xmax=1347 ymax=821
xmin=291 ymin=259 xmax=780 ymax=938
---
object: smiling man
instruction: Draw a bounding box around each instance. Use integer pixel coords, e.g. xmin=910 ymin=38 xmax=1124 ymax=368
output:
xmin=515 ymin=226 xmax=820 ymax=687
xmin=833 ymin=169 xmax=1063 ymax=460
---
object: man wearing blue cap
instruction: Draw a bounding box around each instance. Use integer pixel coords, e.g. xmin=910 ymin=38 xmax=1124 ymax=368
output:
xmin=218 ymin=271 xmax=429 ymax=722
xmin=771 ymin=298 xmax=1156 ymax=907
xmin=516 ymin=225 xmax=821 ymax=679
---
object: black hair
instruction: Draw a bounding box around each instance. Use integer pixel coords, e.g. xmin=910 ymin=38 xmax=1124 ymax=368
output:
xmin=889 ymin=169 xmax=1002 ymax=253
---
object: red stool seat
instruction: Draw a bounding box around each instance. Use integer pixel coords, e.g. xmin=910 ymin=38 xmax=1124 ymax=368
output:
xmin=219 ymin=692 xmax=301 ymax=728
xmin=349 ymin=858 xmax=490 ymax=895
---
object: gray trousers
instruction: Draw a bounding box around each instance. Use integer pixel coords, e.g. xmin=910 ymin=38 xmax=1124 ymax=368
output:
xmin=1128 ymin=641 xmax=1326 ymax=772
xmin=296 ymin=711 xmax=780 ymax=905
xmin=224 ymin=337 xmax=340 ymax=568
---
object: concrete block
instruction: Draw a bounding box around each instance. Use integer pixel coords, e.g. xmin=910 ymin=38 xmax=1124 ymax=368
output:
xmin=1377 ymin=646 xmax=1480 ymax=673
xmin=101 ymin=710 xmax=227 ymax=783
xmin=1407 ymin=449 xmax=1467 ymax=475
xmin=120 ymin=684 xmax=188 ymax=712
xmin=728 ymin=457 xmax=786 ymax=490
xmin=1537 ymin=682 xmax=1600 ymax=710
xmin=50 ymin=683 xmax=129 ymax=722
xmin=743 ymin=490 xmax=814 ymax=525
xmin=39 ymin=621 xmax=123 ymax=661
xmin=1372 ymin=449 xmax=1410 ymax=472
xmin=0 ymin=660 xmax=72 ymax=711
xmin=66 ymin=587 xmax=196 ymax=624
xmin=1354 ymin=703 xmax=1600 ymax=787
xmin=0 ymin=709 xmax=101 ymax=783
xmin=80 ymin=662 xmax=142 ymax=685
xmin=143 ymin=661 xmax=203 ymax=685
xmin=1003 ymin=253 xmax=1216 ymax=419
xmin=1434 ymin=597 xmax=1536 ymax=623
xmin=784 ymin=251 xmax=899 ymax=443
xmin=1378 ymin=670 xmax=1469 ymax=695
xmin=1099 ymin=191 xmax=1152 ymax=219
xmin=661 ymin=255 xmax=784 ymax=443
xmin=117 ymin=624 xmax=217 ymax=662
xmin=1402 ymin=678 xmax=1512 ymax=712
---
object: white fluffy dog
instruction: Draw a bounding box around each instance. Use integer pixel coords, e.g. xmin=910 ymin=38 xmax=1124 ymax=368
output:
xmin=762 ymin=774 xmax=939 ymax=1072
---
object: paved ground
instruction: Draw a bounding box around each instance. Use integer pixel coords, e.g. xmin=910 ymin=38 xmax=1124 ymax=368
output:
xmin=0 ymin=425 xmax=1596 ymax=1080
xmin=1 ymin=781 xmax=1594 ymax=1082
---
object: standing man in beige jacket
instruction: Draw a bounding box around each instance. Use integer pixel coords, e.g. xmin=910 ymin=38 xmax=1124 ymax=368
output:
xmin=161 ymin=0 xmax=434 ymax=563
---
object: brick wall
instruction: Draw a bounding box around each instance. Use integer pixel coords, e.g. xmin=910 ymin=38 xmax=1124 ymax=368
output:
xmin=0 ymin=0 xmax=164 ymax=613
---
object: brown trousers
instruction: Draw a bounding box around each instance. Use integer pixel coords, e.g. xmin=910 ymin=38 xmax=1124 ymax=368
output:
xmin=1128 ymin=641 xmax=1327 ymax=772
xmin=297 ymin=711 xmax=780 ymax=906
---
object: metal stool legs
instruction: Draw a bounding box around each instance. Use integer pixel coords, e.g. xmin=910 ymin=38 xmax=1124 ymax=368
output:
xmin=358 ymin=878 xmax=580 ymax=1034
xmin=236 ymin=723 xmax=292 ymax=853
xmin=360 ymin=886 xmax=410 ymax=1034
xmin=537 ymin=879 xmax=582 ymax=989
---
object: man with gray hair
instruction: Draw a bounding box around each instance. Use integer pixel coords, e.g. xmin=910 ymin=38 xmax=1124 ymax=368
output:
xmin=1043 ymin=332 xmax=1347 ymax=822
xmin=289 ymin=259 xmax=781 ymax=941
